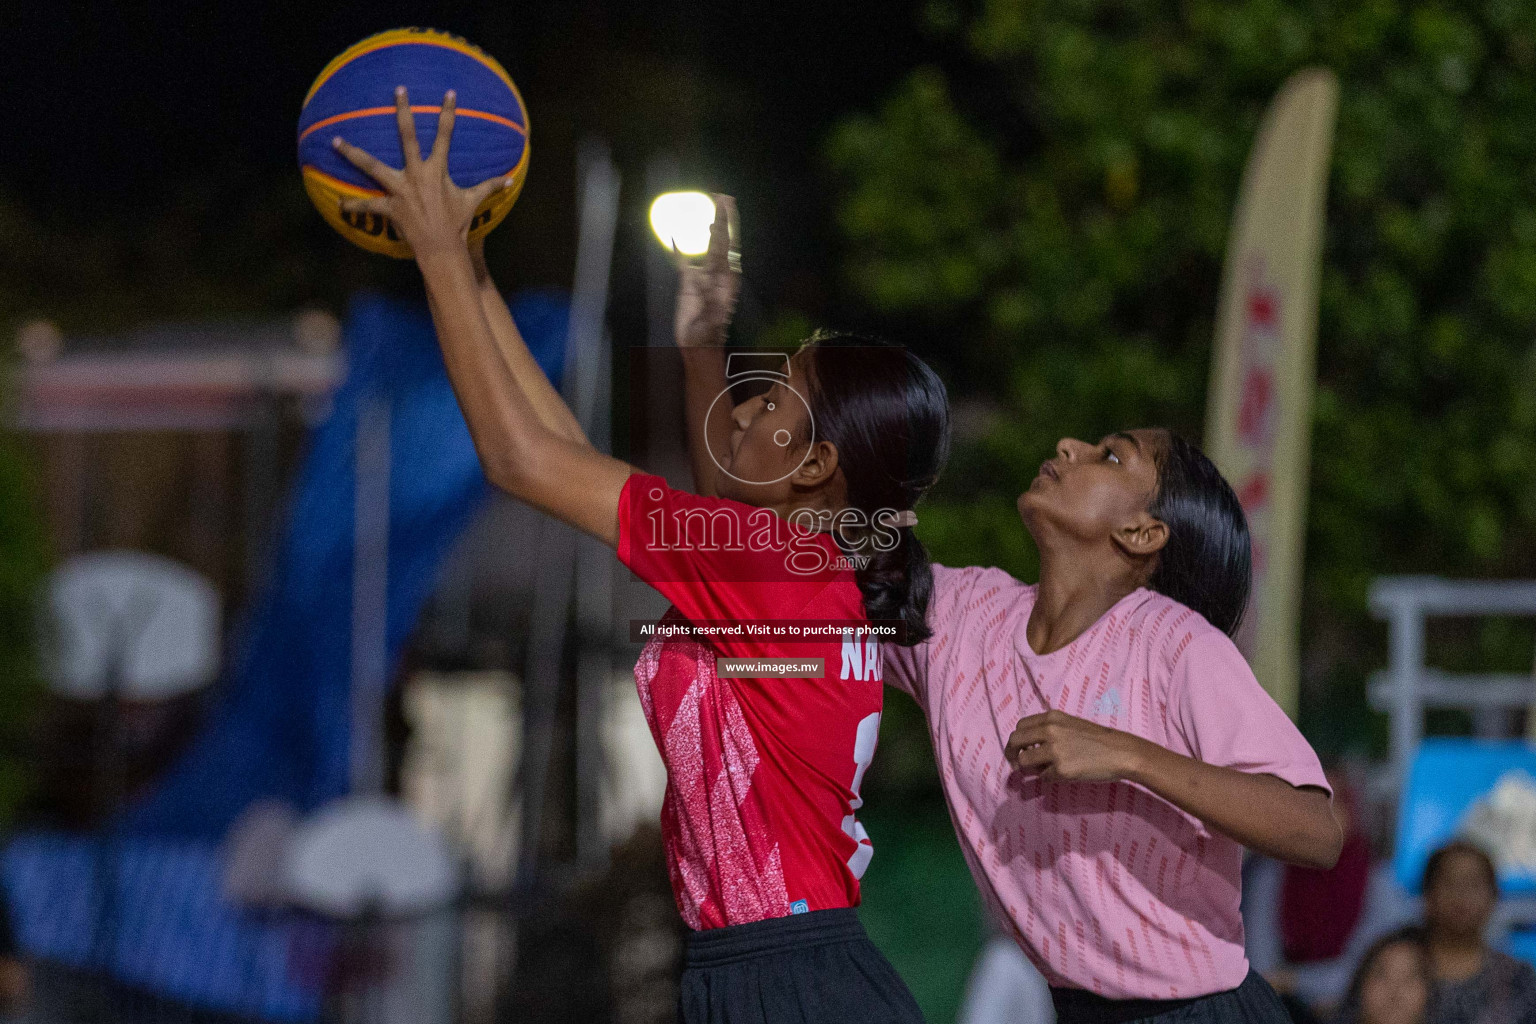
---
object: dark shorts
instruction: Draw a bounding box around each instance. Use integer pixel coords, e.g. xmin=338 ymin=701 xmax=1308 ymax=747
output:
xmin=678 ymin=908 xmax=926 ymax=1024
xmin=1050 ymin=970 xmax=1293 ymax=1024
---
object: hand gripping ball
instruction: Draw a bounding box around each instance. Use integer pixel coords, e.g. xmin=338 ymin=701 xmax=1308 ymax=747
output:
xmin=297 ymin=27 xmax=530 ymax=257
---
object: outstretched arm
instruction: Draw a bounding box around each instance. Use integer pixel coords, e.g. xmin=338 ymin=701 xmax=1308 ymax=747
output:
xmin=466 ymin=239 xmax=588 ymax=447
xmin=674 ymin=196 xmax=740 ymax=497
xmin=335 ymin=88 xmax=631 ymax=546
xmin=1004 ymin=710 xmax=1343 ymax=869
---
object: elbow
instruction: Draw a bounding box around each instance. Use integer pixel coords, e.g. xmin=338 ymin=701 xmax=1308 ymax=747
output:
xmin=478 ymin=441 xmax=530 ymax=497
xmin=473 ymin=418 xmax=550 ymax=497
xmin=1293 ymin=814 xmax=1346 ymax=871
xmin=481 ymin=436 xmax=556 ymax=500
xmin=1295 ymin=840 xmax=1342 ymax=872
xmin=483 ymin=450 xmax=535 ymax=498
xmin=1320 ymin=821 xmax=1347 ymax=870
xmin=1275 ymin=786 xmax=1345 ymax=871
xmin=483 ymin=458 xmax=521 ymax=497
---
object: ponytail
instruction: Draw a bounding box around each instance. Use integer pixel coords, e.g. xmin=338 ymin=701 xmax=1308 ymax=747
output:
xmin=800 ymin=333 xmax=951 ymax=646
xmin=851 ymin=526 xmax=938 ymax=644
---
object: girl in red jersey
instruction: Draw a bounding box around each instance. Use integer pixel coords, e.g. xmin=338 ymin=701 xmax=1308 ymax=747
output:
xmin=334 ymin=92 xmax=947 ymax=1024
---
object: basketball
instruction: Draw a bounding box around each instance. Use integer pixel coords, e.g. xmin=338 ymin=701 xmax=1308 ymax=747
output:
xmin=297 ymin=27 xmax=530 ymax=258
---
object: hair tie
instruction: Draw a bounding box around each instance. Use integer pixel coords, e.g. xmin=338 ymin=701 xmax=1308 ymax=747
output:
xmin=879 ymin=509 xmax=918 ymax=528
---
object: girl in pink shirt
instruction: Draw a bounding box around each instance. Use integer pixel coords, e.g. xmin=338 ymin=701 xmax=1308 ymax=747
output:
xmin=882 ymin=429 xmax=1341 ymax=1024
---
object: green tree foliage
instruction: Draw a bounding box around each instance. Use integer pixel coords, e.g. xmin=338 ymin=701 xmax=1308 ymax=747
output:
xmin=828 ymin=0 xmax=1536 ymax=750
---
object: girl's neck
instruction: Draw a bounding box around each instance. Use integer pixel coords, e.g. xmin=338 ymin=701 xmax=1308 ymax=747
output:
xmin=1027 ymin=550 xmax=1144 ymax=656
xmin=773 ymin=502 xmax=844 ymax=533
xmin=1428 ymin=933 xmax=1487 ymax=982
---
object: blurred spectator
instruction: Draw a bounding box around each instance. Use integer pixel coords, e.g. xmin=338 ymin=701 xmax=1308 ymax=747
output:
xmin=1422 ymin=840 xmax=1536 ymax=1024
xmin=1244 ymin=768 xmax=1417 ymax=1013
xmin=1334 ymin=926 xmax=1431 ymax=1024
xmin=1281 ymin=775 xmax=1372 ymax=963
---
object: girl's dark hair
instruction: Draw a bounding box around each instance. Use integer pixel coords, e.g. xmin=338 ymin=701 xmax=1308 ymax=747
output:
xmin=1423 ymin=838 xmax=1498 ymax=894
xmin=1147 ymin=432 xmax=1252 ymax=637
xmin=1336 ymin=926 xmax=1429 ymax=1024
xmin=799 ymin=332 xmax=951 ymax=646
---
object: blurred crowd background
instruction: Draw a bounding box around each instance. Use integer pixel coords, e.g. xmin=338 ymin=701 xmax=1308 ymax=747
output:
xmin=6 ymin=1 xmax=1536 ymax=1022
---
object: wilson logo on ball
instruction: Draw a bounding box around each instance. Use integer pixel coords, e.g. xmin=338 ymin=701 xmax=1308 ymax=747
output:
xmin=338 ymin=208 xmax=401 ymax=242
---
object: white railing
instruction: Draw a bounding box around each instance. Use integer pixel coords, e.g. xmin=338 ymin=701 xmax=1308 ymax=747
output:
xmin=1369 ymin=576 xmax=1536 ymax=784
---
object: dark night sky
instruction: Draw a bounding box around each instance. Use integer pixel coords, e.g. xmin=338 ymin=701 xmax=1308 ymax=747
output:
xmin=3 ymin=1 xmax=934 ymax=333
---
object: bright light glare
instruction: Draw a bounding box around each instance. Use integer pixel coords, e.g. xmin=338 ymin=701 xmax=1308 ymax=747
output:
xmin=649 ymin=191 xmax=716 ymax=256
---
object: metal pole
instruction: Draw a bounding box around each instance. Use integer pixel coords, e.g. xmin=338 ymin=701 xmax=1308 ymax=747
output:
xmin=1389 ymin=599 xmax=1425 ymax=787
xmin=514 ymin=520 xmax=574 ymax=888
xmin=644 ymin=153 xmax=680 ymax=356
xmin=642 ymin=153 xmax=689 ymax=483
xmin=513 ymin=140 xmax=624 ymax=882
xmin=87 ymin=592 xmax=158 ymax=1021
xmin=567 ymin=140 xmax=622 ymax=866
xmin=351 ymin=395 xmax=392 ymax=794
xmin=243 ymin=351 xmax=281 ymax=602
xmin=87 ymin=618 xmax=128 ymax=1019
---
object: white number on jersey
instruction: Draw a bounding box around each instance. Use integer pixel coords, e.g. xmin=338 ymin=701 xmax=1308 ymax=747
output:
xmin=841 ymin=711 xmax=880 ymax=878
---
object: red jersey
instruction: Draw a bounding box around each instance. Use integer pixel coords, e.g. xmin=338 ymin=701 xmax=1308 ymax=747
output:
xmin=617 ymin=474 xmax=886 ymax=930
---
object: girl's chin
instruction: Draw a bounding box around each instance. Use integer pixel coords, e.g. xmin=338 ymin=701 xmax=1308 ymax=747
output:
xmin=1015 ymin=491 xmax=1047 ymax=529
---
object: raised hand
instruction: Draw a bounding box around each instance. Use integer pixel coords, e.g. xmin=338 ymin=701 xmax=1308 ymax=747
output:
xmin=674 ymin=194 xmax=741 ymax=348
xmin=331 ymin=86 xmax=514 ymax=260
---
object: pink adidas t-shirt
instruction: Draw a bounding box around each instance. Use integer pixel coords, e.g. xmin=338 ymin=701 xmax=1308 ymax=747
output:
xmin=884 ymin=566 xmax=1329 ymax=1000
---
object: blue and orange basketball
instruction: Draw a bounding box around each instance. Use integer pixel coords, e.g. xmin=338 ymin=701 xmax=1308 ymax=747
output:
xmin=297 ymin=28 xmax=530 ymax=258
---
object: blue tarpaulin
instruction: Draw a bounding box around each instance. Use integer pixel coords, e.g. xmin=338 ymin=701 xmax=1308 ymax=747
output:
xmin=5 ymin=834 xmax=331 ymax=1021
xmin=5 ymin=290 xmax=568 ymax=1020
xmin=1394 ymin=738 xmax=1536 ymax=895
xmin=130 ymin=290 xmax=566 ymax=836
